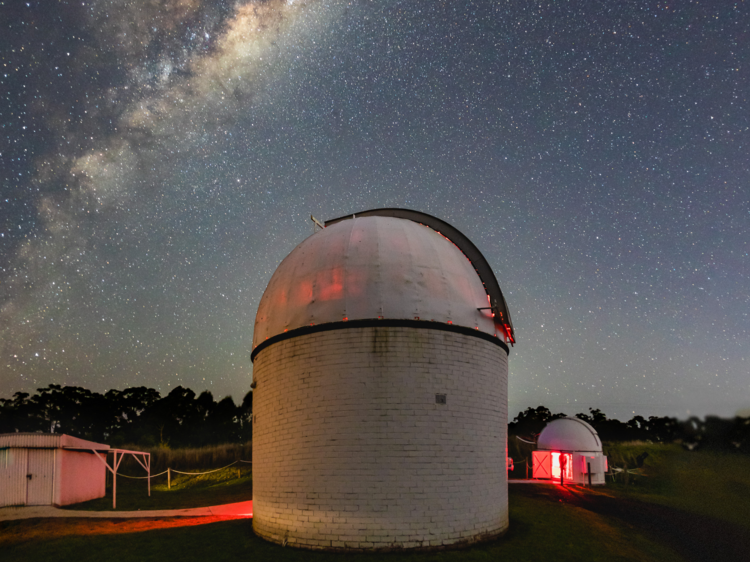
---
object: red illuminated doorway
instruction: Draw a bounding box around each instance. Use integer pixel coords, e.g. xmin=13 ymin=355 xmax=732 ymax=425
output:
xmin=550 ymin=452 xmax=573 ymax=482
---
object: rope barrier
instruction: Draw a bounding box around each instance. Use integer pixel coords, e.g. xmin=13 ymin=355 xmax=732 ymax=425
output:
xmin=171 ymin=460 xmax=241 ymax=475
xmin=117 ymin=470 xmax=168 ymax=480
xmin=115 ymin=460 xmax=251 ymax=479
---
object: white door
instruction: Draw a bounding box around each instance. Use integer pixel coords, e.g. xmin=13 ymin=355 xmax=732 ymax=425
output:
xmin=26 ymin=449 xmax=55 ymax=505
xmin=0 ymin=448 xmax=28 ymax=507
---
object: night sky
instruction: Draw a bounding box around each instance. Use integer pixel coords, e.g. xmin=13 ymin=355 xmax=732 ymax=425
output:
xmin=2 ymin=0 xmax=748 ymax=421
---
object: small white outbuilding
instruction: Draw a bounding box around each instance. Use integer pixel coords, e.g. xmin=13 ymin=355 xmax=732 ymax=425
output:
xmin=0 ymin=433 xmax=112 ymax=507
xmin=531 ymin=417 xmax=607 ymax=485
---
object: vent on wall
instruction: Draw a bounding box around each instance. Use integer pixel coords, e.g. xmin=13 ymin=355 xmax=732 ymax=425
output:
xmin=435 ymin=394 xmax=447 ymax=405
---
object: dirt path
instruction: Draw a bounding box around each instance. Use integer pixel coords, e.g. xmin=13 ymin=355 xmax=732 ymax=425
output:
xmin=513 ymin=484 xmax=750 ymax=562
xmin=0 ymin=515 xmax=248 ymax=549
xmin=0 ymin=500 xmax=252 ymax=521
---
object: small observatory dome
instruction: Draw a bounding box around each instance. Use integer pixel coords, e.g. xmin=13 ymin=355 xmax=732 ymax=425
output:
xmin=537 ymin=417 xmax=603 ymax=453
xmin=251 ymin=209 xmax=515 ymax=551
xmin=533 ymin=417 xmax=607 ymax=485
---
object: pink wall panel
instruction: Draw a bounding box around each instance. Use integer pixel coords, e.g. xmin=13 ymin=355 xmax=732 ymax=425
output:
xmin=55 ymin=450 xmax=106 ymax=506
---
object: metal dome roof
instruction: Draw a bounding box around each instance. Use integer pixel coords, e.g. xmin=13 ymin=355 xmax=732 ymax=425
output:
xmin=537 ymin=417 xmax=603 ymax=453
xmin=252 ymin=210 xmax=514 ymax=353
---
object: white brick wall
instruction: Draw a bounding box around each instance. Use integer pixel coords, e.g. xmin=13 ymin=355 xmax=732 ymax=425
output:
xmin=252 ymin=326 xmax=509 ymax=551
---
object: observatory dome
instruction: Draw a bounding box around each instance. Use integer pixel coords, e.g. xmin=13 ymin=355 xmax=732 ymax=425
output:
xmin=537 ymin=417 xmax=603 ymax=453
xmin=251 ymin=209 xmax=514 ymax=551
xmin=252 ymin=212 xmax=513 ymax=352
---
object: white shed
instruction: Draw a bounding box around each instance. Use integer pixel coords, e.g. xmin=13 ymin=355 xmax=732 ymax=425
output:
xmin=531 ymin=417 xmax=608 ymax=485
xmin=0 ymin=433 xmax=111 ymax=506
xmin=1 ymin=433 xmax=151 ymax=508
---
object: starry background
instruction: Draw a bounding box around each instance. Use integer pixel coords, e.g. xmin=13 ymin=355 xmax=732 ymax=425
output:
xmin=1 ymin=0 xmax=748 ymax=420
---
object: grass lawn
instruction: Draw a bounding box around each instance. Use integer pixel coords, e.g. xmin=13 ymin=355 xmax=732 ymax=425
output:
xmin=604 ymin=443 xmax=750 ymax=529
xmin=2 ymin=446 xmax=748 ymax=561
xmin=1 ymin=485 xmax=682 ymax=562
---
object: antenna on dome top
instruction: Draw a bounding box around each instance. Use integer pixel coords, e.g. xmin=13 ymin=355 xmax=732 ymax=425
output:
xmin=311 ymin=215 xmax=324 ymax=232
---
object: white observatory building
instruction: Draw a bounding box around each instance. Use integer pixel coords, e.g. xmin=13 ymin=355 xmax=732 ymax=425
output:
xmin=250 ymin=209 xmax=515 ymax=550
xmin=532 ymin=417 xmax=607 ymax=485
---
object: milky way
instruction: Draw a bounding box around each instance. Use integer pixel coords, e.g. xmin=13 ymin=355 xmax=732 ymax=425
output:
xmin=2 ymin=0 xmax=748 ymax=420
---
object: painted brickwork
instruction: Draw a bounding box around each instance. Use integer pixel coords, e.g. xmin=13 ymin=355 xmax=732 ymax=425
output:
xmin=252 ymin=325 xmax=509 ymax=551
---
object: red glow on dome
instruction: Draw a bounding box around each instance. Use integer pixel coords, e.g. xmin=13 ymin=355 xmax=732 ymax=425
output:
xmin=297 ymin=280 xmax=313 ymax=304
xmin=276 ymin=290 xmax=288 ymax=306
xmin=318 ymin=267 xmax=344 ymax=301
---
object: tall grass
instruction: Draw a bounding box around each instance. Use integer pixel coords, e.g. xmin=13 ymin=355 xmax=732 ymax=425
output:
xmin=115 ymin=441 xmax=252 ymax=475
xmin=604 ymin=442 xmax=750 ymax=528
xmin=603 ymin=440 xmax=673 ymax=467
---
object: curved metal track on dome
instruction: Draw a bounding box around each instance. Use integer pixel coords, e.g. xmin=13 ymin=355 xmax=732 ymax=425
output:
xmin=325 ymin=208 xmax=515 ymax=345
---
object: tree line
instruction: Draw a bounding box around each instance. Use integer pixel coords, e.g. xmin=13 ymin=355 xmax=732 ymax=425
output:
xmin=0 ymin=384 xmax=252 ymax=448
xmin=3 ymin=386 xmax=749 ymax=452
xmin=509 ymin=406 xmax=750 ymax=452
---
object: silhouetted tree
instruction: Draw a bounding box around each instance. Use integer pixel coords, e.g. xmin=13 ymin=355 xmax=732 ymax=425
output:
xmin=33 ymin=385 xmax=112 ymax=441
xmin=508 ymin=406 xmax=566 ymax=440
xmin=239 ymin=390 xmax=253 ymax=442
xmin=0 ymin=384 xmax=253 ymax=448
xmin=576 ymin=408 xmax=638 ymax=441
xmin=0 ymin=391 xmax=48 ymax=433
xmin=105 ymin=386 xmax=161 ymax=445
xmin=645 ymin=415 xmax=681 ymax=442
